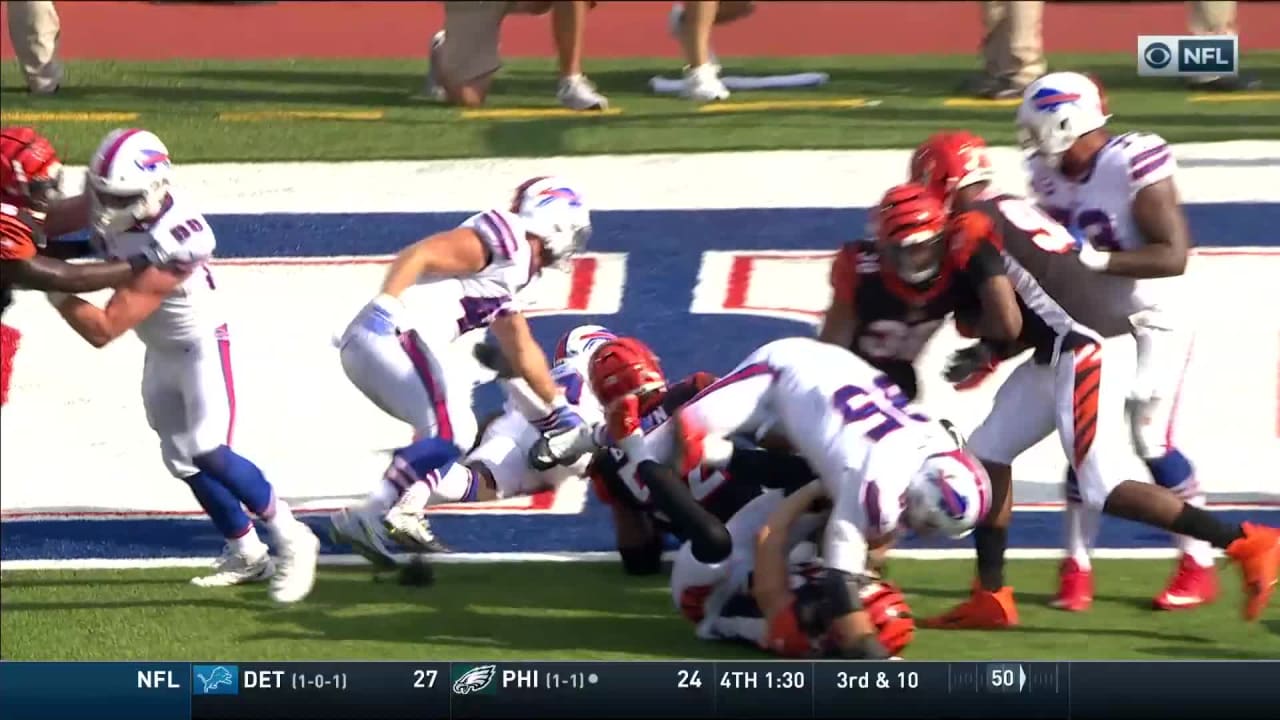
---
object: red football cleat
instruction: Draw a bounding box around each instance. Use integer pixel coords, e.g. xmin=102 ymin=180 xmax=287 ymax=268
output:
xmin=922 ymin=583 xmax=1019 ymax=629
xmin=1153 ymin=554 xmax=1219 ymax=611
xmin=1050 ymin=558 xmax=1094 ymax=612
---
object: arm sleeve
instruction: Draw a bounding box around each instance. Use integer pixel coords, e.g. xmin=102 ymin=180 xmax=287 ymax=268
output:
xmin=636 ymin=460 xmax=731 ymax=564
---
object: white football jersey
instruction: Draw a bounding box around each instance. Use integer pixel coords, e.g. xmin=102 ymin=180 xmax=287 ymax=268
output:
xmin=1028 ymin=132 xmax=1187 ymax=327
xmin=400 ymin=208 xmax=539 ymax=346
xmin=98 ymin=190 xmax=224 ymax=349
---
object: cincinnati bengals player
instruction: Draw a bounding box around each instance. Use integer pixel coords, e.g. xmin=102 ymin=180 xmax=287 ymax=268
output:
xmin=819 ymin=182 xmax=1022 ymax=401
xmin=585 ymin=337 xmax=813 ymax=575
xmin=0 ymin=126 xmax=175 ymax=406
xmin=913 ymin=130 xmax=1280 ymax=629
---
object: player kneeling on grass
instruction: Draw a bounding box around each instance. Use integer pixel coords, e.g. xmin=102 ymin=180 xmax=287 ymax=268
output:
xmin=672 ymin=482 xmax=914 ymax=659
xmin=330 ymin=177 xmax=595 ymax=560
xmin=45 ymin=129 xmax=320 ymax=603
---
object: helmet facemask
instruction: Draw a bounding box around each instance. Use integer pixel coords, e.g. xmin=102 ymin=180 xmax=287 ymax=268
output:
xmin=885 ymin=228 xmax=946 ymax=285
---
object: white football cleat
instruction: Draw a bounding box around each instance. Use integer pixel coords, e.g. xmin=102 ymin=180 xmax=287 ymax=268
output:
xmin=269 ymin=522 xmax=320 ymax=604
xmin=383 ymin=506 xmax=450 ymax=554
xmin=682 ymin=63 xmax=730 ymax=103
xmin=557 ymin=74 xmax=610 ymax=111
xmin=191 ymin=544 xmax=274 ymax=587
xmin=329 ymin=507 xmax=399 ymax=570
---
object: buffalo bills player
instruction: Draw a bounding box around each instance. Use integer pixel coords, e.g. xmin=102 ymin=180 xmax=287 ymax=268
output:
xmin=1018 ymin=71 xmax=1217 ymax=612
xmin=819 ymin=182 xmax=1023 ymax=401
xmin=332 ymin=177 xmax=594 ymax=555
xmin=46 ymin=128 xmax=320 ymax=603
xmin=672 ymin=481 xmax=916 ymax=659
xmin=912 ymin=129 xmax=1280 ymax=628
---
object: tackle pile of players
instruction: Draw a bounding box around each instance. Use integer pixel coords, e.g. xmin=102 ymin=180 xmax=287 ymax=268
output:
xmin=1 ymin=71 xmax=1277 ymax=659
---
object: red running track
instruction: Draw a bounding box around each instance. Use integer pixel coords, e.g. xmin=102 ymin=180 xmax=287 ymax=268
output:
xmin=2 ymin=1 xmax=1278 ymax=61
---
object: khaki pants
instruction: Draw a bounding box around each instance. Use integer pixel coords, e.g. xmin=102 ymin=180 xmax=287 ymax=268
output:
xmin=981 ymin=1 xmax=1045 ymax=87
xmin=6 ymin=1 xmax=62 ymax=92
xmin=1188 ymin=1 xmax=1236 ymax=35
xmin=439 ymin=1 xmax=514 ymax=85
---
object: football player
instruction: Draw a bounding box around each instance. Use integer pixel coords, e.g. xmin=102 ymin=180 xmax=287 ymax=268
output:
xmin=334 ymin=177 xmax=594 ymax=554
xmin=618 ymin=336 xmax=990 ymax=658
xmin=911 ymin=129 xmax=1280 ymax=628
xmin=585 ymin=336 xmax=817 ymax=575
xmin=1019 ymin=72 xmax=1217 ymax=611
xmin=45 ymin=128 xmax=320 ymax=603
xmin=672 ymin=481 xmax=915 ymax=659
xmin=1 ymin=126 xmax=181 ymax=406
xmin=330 ymin=324 xmax=616 ymax=567
xmin=819 ymin=181 xmax=1024 ymax=401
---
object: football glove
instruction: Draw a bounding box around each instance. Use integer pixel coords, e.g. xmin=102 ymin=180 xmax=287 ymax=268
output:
xmin=944 ymin=342 xmax=999 ymax=391
xmin=861 ymin=580 xmax=915 ymax=657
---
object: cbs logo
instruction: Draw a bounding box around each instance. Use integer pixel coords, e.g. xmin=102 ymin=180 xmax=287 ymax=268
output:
xmin=1142 ymin=42 xmax=1173 ymax=70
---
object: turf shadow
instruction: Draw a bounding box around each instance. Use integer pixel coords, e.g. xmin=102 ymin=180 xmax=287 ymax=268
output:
xmin=1135 ymin=645 xmax=1279 ymax=660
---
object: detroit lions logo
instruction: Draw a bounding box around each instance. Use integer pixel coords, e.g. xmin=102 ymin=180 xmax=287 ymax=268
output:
xmin=134 ymin=149 xmax=171 ymax=172
xmin=1031 ymin=88 xmax=1081 ymax=111
xmin=196 ymin=666 xmax=234 ymax=694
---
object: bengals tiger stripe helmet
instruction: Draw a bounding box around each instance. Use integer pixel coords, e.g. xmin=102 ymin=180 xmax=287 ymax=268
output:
xmin=872 ymin=182 xmax=948 ymax=285
xmin=587 ymin=337 xmax=666 ymax=409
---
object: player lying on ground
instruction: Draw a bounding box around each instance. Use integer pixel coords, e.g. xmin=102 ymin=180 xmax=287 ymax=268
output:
xmin=330 ymin=324 xmax=616 ymax=567
xmin=44 ymin=128 xmax=320 ymax=603
xmin=818 ymin=180 xmax=1022 ymax=401
xmin=583 ymin=337 xmax=818 ymax=575
xmin=615 ymin=336 xmax=989 ymax=657
xmin=672 ymin=481 xmax=915 ymax=659
xmin=905 ymin=122 xmax=1280 ymax=628
xmin=1019 ymin=72 xmax=1220 ymax=611
xmin=334 ymin=177 xmax=596 ymax=554
xmin=1 ymin=126 xmax=186 ymax=406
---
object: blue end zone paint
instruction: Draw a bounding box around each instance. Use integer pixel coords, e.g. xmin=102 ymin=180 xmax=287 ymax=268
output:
xmin=4 ymin=203 xmax=1277 ymax=561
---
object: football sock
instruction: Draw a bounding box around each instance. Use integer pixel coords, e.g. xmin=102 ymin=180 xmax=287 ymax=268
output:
xmin=384 ymin=437 xmax=463 ymax=510
xmin=974 ymin=525 xmax=1008 ymax=592
xmin=429 ymin=463 xmax=481 ymax=504
xmin=184 ymin=471 xmax=255 ymax=542
xmin=1146 ymin=450 xmax=1215 ymax=567
xmin=193 ymin=445 xmax=273 ymax=516
xmin=1168 ymin=505 xmax=1244 ymax=550
xmin=1062 ymin=469 xmax=1095 ymax=570
xmin=1063 ymin=502 xmax=1098 ymax=571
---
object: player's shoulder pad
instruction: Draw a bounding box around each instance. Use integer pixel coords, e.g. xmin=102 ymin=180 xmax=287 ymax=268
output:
xmin=1110 ymin=132 xmax=1176 ymax=192
xmin=463 ymin=208 xmax=528 ymax=265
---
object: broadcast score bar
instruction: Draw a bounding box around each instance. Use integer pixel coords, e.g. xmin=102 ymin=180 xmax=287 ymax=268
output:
xmin=1 ymin=660 xmax=1277 ymax=719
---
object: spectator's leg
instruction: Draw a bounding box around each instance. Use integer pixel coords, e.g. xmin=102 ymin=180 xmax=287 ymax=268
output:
xmin=431 ymin=1 xmax=510 ymax=107
xmin=7 ymin=1 xmax=63 ymax=95
xmin=678 ymin=1 xmax=730 ymax=102
xmin=552 ymin=1 xmax=609 ymax=110
xmin=1006 ymin=1 xmax=1045 ymax=89
xmin=1186 ymin=2 xmax=1260 ymax=91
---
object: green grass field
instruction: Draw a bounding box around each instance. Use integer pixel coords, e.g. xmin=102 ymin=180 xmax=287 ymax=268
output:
xmin=3 ymin=560 xmax=1276 ymax=661
xmin=3 ymin=53 xmax=1278 ymax=163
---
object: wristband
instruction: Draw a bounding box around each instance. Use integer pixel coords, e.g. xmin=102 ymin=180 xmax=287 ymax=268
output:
xmin=1078 ymin=243 xmax=1112 ymax=272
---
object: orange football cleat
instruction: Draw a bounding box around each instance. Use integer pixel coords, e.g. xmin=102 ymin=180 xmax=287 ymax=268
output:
xmin=1225 ymin=523 xmax=1280 ymax=621
xmin=1049 ymin=558 xmax=1094 ymax=612
xmin=1152 ymin=554 xmax=1219 ymax=611
xmin=921 ymin=583 xmax=1019 ymax=629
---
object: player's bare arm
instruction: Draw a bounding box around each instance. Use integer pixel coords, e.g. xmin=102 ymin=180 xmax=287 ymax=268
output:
xmin=49 ymin=265 xmax=187 ymax=348
xmin=491 ymin=311 xmax=560 ymax=404
xmin=380 ymin=227 xmax=489 ymax=297
xmin=42 ymin=193 xmax=93 ymax=237
xmin=952 ymin=212 xmax=1022 ymax=341
xmin=1 ymin=254 xmax=144 ymax=295
xmin=753 ymin=481 xmax=828 ymax=618
xmin=818 ymin=244 xmax=858 ymax=346
xmin=974 ymin=274 xmax=1022 ymax=341
xmin=1102 ymin=178 xmax=1191 ymax=278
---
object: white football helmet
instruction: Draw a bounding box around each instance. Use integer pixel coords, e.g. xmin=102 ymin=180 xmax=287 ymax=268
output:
xmin=512 ymin=176 xmax=591 ymax=267
xmin=1015 ymin=72 xmax=1112 ymax=170
xmin=553 ymin=324 xmax=617 ymax=364
xmin=902 ymin=448 xmax=991 ymax=539
xmin=87 ymin=128 xmax=174 ymax=235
